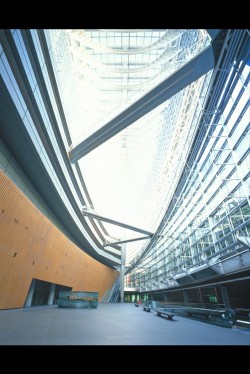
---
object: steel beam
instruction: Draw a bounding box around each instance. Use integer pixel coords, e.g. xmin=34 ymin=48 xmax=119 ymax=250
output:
xmin=68 ymin=45 xmax=215 ymax=162
xmin=82 ymin=210 xmax=154 ymax=236
xmin=103 ymin=235 xmax=152 ymax=247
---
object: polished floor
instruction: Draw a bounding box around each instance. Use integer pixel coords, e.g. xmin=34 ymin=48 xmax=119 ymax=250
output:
xmin=0 ymin=302 xmax=249 ymax=345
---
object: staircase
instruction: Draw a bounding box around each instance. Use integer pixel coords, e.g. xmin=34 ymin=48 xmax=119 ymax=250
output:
xmin=107 ymin=278 xmax=120 ymax=303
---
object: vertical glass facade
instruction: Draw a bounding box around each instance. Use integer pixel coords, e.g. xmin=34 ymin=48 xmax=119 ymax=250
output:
xmin=126 ymin=34 xmax=250 ymax=292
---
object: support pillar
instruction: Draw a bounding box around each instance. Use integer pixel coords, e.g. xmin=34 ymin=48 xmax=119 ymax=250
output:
xmin=183 ymin=290 xmax=190 ymax=303
xmin=120 ymin=244 xmax=126 ymax=303
xmin=220 ymin=286 xmax=231 ymax=308
xmin=24 ymin=278 xmax=36 ymax=307
xmin=47 ymin=283 xmax=56 ymax=305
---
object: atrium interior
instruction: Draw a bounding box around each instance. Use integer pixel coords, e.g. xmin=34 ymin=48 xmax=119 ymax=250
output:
xmin=0 ymin=29 xmax=249 ymax=321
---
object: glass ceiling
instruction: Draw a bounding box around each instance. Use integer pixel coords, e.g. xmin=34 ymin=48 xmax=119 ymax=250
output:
xmin=46 ymin=29 xmax=212 ymax=266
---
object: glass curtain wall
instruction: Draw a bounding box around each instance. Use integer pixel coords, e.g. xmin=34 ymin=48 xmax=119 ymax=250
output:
xmin=126 ymin=41 xmax=250 ymax=291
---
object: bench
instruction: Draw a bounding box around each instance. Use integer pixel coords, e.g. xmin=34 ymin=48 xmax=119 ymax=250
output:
xmin=236 ymin=320 xmax=250 ymax=328
xmin=143 ymin=306 xmax=151 ymax=312
xmin=155 ymin=308 xmax=175 ymax=320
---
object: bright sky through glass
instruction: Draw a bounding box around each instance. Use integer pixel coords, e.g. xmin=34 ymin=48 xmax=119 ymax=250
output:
xmin=47 ymin=29 xmax=212 ymax=262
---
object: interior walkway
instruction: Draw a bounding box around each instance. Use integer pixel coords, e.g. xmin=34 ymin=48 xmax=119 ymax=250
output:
xmin=0 ymin=302 xmax=249 ymax=345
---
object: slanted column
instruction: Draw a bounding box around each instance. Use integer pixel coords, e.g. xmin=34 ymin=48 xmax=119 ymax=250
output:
xmin=24 ymin=279 xmax=36 ymax=307
xmin=47 ymin=283 xmax=56 ymax=305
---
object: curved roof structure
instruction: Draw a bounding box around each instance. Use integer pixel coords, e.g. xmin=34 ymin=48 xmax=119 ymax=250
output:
xmin=2 ymin=28 xmax=248 ymax=279
xmin=44 ymin=29 xmax=217 ymax=266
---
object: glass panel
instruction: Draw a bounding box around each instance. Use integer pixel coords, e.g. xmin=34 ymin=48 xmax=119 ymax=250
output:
xmin=0 ymin=53 xmax=27 ymax=119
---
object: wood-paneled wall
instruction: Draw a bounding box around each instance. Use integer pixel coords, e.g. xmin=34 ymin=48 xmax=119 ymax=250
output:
xmin=0 ymin=171 xmax=119 ymax=310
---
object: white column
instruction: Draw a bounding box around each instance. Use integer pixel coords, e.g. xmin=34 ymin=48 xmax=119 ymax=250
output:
xmin=47 ymin=283 xmax=56 ymax=305
xmin=24 ymin=278 xmax=36 ymax=307
xmin=120 ymin=244 xmax=126 ymax=303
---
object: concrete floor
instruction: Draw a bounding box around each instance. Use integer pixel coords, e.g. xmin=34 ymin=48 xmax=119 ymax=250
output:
xmin=0 ymin=302 xmax=249 ymax=345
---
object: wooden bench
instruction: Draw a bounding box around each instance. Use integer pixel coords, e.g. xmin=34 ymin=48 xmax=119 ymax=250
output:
xmin=155 ymin=308 xmax=175 ymax=320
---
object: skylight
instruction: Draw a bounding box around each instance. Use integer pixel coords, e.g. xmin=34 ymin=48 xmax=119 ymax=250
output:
xmin=46 ymin=29 xmax=212 ymax=264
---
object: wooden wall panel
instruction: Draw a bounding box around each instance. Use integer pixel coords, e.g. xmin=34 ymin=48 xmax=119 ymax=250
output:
xmin=0 ymin=171 xmax=119 ymax=309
